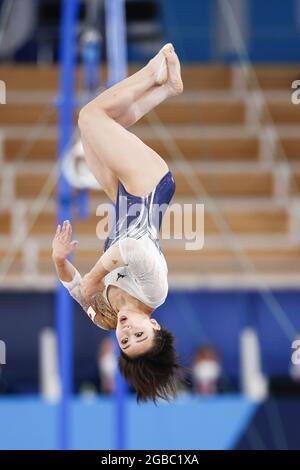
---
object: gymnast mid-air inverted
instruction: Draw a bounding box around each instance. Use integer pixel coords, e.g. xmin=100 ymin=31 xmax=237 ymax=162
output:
xmin=52 ymin=44 xmax=183 ymax=402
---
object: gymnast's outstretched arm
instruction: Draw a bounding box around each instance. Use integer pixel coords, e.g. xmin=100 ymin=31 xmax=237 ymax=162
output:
xmin=52 ymin=220 xmax=116 ymax=329
xmin=52 ymin=220 xmax=89 ymax=310
xmin=52 ymin=220 xmax=78 ymax=279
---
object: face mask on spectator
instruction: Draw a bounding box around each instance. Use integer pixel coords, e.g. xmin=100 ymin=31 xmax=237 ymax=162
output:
xmin=99 ymin=352 xmax=117 ymax=382
xmin=193 ymin=360 xmax=221 ymax=384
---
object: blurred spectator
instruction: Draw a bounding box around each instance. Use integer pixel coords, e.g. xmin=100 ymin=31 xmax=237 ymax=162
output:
xmin=96 ymin=336 xmax=117 ymax=395
xmin=192 ymin=345 xmax=222 ymax=396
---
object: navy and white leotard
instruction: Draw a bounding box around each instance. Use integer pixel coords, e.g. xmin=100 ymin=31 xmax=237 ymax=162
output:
xmin=61 ymin=171 xmax=176 ymax=319
xmin=101 ymin=170 xmax=176 ymax=308
xmin=104 ymin=170 xmax=176 ymax=254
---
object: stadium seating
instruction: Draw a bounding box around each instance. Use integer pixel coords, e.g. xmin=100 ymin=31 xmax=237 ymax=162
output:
xmin=1 ymin=64 xmax=300 ymax=288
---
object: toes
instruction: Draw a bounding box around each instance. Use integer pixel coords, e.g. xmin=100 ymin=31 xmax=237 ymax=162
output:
xmin=162 ymin=43 xmax=174 ymax=57
xmin=165 ymin=54 xmax=183 ymax=95
xmin=155 ymin=58 xmax=168 ymax=85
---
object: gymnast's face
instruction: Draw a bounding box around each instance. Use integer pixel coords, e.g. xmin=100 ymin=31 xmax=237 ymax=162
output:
xmin=116 ymin=311 xmax=161 ymax=357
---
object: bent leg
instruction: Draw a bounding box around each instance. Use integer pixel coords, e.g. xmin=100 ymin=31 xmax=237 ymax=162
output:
xmin=117 ymin=83 xmax=170 ymax=128
xmin=117 ymin=47 xmax=183 ymax=128
xmin=86 ymin=44 xmax=170 ymax=123
xmin=81 ymin=135 xmax=118 ymax=202
xmin=92 ymin=45 xmax=183 ymax=129
xmin=79 ymin=107 xmax=168 ymax=197
xmin=79 ymin=45 xmax=183 ymax=196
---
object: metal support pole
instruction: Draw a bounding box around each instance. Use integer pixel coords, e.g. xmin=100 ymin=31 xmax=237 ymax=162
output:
xmin=78 ymin=12 xmax=102 ymax=219
xmin=105 ymin=0 xmax=128 ymax=85
xmin=104 ymin=0 xmax=128 ymax=451
xmin=56 ymin=0 xmax=79 ymax=451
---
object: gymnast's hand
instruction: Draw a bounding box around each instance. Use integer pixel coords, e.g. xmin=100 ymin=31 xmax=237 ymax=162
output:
xmin=52 ymin=220 xmax=78 ymax=262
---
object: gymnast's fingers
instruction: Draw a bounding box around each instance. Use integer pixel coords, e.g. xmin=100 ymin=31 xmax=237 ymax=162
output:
xmin=61 ymin=220 xmax=68 ymax=239
xmin=55 ymin=224 xmax=61 ymax=237
xmin=66 ymin=220 xmax=72 ymax=240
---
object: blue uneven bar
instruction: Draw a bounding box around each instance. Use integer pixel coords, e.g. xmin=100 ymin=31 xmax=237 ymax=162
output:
xmin=104 ymin=0 xmax=128 ymax=451
xmin=56 ymin=0 xmax=79 ymax=451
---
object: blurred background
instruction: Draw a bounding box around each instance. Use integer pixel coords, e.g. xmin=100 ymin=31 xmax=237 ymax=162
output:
xmin=1 ymin=0 xmax=300 ymax=450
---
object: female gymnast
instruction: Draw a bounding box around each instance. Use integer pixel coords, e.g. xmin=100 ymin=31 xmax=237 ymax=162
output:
xmin=52 ymin=44 xmax=183 ymax=402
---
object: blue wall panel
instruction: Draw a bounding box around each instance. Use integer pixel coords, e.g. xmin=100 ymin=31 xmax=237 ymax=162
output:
xmin=159 ymin=0 xmax=212 ymax=62
xmin=249 ymin=0 xmax=300 ymax=62
xmin=0 ymin=395 xmax=256 ymax=450
xmin=1 ymin=289 xmax=300 ymax=393
xmin=154 ymin=0 xmax=300 ymax=63
xmin=0 ymin=397 xmax=57 ymax=450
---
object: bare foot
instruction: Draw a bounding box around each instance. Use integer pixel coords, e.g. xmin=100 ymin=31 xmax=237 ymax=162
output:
xmin=148 ymin=43 xmax=174 ymax=85
xmin=163 ymin=45 xmax=184 ymax=96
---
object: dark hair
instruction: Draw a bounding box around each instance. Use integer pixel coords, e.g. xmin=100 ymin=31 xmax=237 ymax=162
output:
xmin=118 ymin=328 xmax=179 ymax=403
